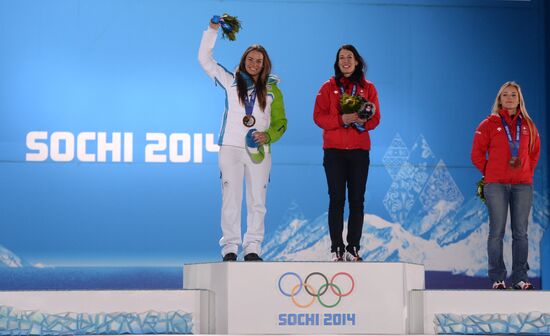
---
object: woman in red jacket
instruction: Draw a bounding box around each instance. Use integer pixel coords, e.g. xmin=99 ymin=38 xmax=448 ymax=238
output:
xmin=313 ymin=45 xmax=381 ymax=262
xmin=471 ymin=81 xmax=540 ymax=289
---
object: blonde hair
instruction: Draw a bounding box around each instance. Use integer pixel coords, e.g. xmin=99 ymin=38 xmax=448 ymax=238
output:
xmin=491 ymin=81 xmax=538 ymax=152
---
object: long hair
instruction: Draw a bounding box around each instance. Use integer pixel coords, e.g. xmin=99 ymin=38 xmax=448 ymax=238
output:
xmin=334 ymin=44 xmax=367 ymax=86
xmin=235 ymin=45 xmax=272 ymax=111
xmin=491 ymin=81 xmax=538 ymax=152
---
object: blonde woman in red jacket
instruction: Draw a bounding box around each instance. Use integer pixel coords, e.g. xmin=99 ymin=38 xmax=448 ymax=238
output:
xmin=313 ymin=45 xmax=381 ymax=262
xmin=471 ymin=81 xmax=540 ymax=290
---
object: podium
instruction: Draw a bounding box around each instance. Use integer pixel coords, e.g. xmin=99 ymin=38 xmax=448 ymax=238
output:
xmin=0 ymin=290 xmax=209 ymax=335
xmin=410 ymin=290 xmax=550 ymax=334
xmin=2 ymin=263 xmax=550 ymax=335
xmin=184 ymin=261 xmax=424 ymax=334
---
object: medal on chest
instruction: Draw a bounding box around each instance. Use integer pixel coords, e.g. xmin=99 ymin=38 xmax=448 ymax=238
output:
xmin=500 ymin=115 xmax=522 ymax=169
xmin=243 ymin=89 xmax=256 ymax=128
xmin=243 ymin=115 xmax=256 ymax=127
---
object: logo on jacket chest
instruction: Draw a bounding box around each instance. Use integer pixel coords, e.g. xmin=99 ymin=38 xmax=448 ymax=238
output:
xmin=496 ymin=125 xmax=529 ymax=135
xmin=334 ymin=90 xmax=365 ymax=95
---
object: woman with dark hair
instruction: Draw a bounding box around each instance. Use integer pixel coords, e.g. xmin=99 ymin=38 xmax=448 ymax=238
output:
xmin=313 ymin=45 xmax=381 ymax=261
xmin=198 ymin=18 xmax=287 ymax=262
xmin=471 ymin=81 xmax=540 ymax=289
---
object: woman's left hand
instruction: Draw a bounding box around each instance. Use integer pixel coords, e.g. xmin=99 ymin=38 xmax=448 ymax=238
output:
xmin=253 ymin=132 xmax=269 ymax=145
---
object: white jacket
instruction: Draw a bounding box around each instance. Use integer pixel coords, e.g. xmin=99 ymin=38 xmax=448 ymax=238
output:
xmin=198 ymin=27 xmax=276 ymax=147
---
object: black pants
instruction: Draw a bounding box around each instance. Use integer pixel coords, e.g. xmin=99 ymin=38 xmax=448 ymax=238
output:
xmin=323 ymin=148 xmax=370 ymax=253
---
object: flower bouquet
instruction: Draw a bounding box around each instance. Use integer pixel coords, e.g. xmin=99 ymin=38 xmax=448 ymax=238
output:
xmin=476 ymin=177 xmax=486 ymax=203
xmin=340 ymin=93 xmax=375 ymax=132
xmin=211 ymin=13 xmax=242 ymax=41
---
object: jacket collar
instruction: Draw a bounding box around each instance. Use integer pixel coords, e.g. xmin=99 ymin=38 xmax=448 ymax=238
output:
xmin=332 ymin=74 xmax=366 ymax=89
xmin=498 ymin=108 xmax=520 ymax=124
xmin=231 ymin=73 xmax=279 ymax=88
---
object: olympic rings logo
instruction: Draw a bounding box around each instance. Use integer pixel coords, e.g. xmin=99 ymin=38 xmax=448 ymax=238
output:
xmin=277 ymin=272 xmax=355 ymax=308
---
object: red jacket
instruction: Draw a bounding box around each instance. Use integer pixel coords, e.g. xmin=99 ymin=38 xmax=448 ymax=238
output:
xmin=313 ymin=76 xmax=380 ymax=150
xmin=471 ymin=109 xmax=540 ymax=184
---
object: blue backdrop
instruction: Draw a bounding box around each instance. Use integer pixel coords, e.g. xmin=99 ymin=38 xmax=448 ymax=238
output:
xmin=0 ymin=0 xmax=548 ymax=289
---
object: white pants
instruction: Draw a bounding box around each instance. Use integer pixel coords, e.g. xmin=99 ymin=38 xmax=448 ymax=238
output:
xmin=218 ymin=145 xmax=271 ymax=256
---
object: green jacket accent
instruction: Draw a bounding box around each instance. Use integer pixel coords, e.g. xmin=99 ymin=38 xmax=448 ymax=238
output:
xmin=266 ymin=82 xmax=287 ymax=144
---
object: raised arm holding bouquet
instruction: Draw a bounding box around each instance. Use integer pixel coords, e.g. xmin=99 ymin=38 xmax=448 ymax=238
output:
xmin=198 ymin=15 xmax=287 ymax=262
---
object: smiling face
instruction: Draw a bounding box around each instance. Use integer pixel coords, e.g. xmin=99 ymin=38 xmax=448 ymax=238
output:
xmin=338 ymin=49 xmax=358 ymax=77
xmin=499 ymin=85 xmax=519 ymax=114
xmin=244 ymin=50 xmax=264 ymax=81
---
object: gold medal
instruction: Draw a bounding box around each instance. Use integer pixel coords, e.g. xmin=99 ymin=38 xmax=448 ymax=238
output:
xmin=243 ymin=115 xmax=256 ymax=127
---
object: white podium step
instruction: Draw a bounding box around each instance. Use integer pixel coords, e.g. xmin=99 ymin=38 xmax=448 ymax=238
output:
xmin=2 ymin=266 xmax=548 ymax=335
xmin=0 ymin=289 xmax=209 ymax=334
xmin=410 ymin=290 xmax=550 ymax=334
xmin=184 ymin=261 xmax=425 ymax=335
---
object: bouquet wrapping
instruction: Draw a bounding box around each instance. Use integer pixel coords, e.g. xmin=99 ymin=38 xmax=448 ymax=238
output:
xmin=211 ymin=13 xmax=242 ymax=41
xmin=245 ymin=128 xmax=265 ymax=163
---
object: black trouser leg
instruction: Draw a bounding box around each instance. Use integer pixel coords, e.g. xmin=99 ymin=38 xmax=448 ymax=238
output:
xmin=346 ymin=150 xmax=370 ymax=253
xmin=323 ymin=149 xmax=347 ymax=253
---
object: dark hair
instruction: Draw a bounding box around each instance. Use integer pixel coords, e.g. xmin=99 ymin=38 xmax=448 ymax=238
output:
xmin=236 ymin=45 xmax=272 ymax=111
xmin=334 ymin=44 xmax=366 ymax=86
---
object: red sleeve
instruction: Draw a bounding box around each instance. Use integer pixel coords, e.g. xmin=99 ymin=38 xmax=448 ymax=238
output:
xmin=471 ymin=119 xmax=490 ymax=175
xmin=529 ymin=124 xmax=541 ymax=176
xmin=364 ymin=83 xmax=380 ymax=131
xmin=313 ymin=82 xmax=343 ymax=130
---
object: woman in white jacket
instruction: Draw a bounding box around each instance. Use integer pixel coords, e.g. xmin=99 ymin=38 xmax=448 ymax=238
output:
xmin=198 ymin=18 xmax=287 ymax=262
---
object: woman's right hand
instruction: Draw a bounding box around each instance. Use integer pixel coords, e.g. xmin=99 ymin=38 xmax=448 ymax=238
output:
xmin=209 ymin=16 xmax=221 ymax=30
xmin=342 ymin=113 xmax=359 ymax=125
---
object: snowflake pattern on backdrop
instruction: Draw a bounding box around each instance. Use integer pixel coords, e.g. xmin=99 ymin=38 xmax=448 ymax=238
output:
xmin=382 ymin=133 xmax=409 ymax=180
xmin=383 ymin=161 xmax=428 ymax=223
xmin=419 ymin=159 xmax=464 ymax=211
xmin=382 ymin=134 xmax=463 ymax=226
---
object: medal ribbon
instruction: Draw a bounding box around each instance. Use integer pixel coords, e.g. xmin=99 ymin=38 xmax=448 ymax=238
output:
xmin=500 ymin=115 xmax=521 ymax=158
xmin=244 ymin=89 xmax=256 ymax=117
xmin=339 ymin=84 xmax=357 ymax=97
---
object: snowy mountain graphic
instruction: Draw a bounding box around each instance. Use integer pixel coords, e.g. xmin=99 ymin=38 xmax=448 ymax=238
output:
xmin=264 ymin=133 xmax=549 ymax=277
xmin=384 ymin=134 xmax=464 ymax=238
xmin=0 ymin=244 xmax=30 ymax=267
xmin=264 ymin=200 xmax=545 ymax=276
